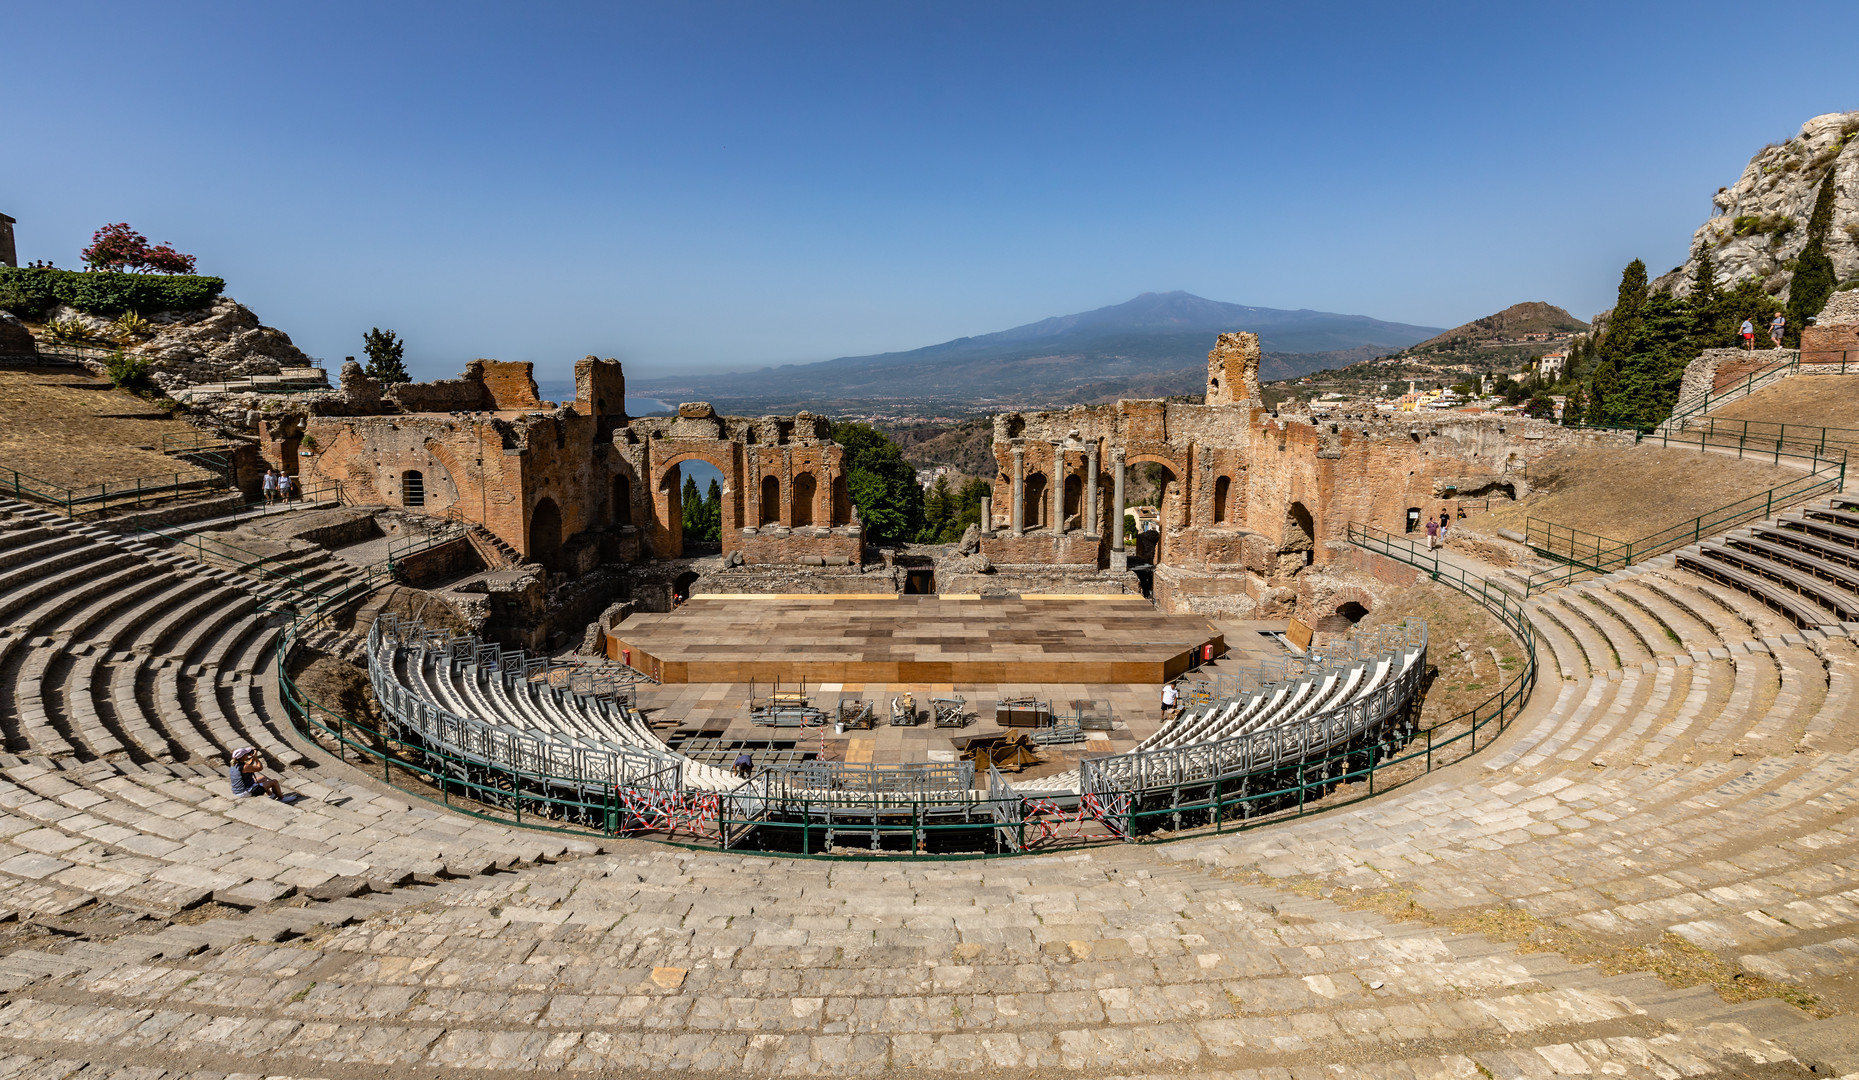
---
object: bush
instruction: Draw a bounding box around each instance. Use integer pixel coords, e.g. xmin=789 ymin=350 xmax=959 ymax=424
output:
xmin=104 ymin=350 xmax=155 ymax=394
xmin=0 ymin=267 xmax=224 ymax=316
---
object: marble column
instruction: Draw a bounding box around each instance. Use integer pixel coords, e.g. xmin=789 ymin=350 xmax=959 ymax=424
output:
xmin=1110 ymin=450 xmax=1126 ymax=552
xmin=1052 ymin=444 xmax=1067 ymax=536
xmin=1085 ymin=444 xmax=1100 ymax=536
xmin=980 ymin=495 xmax=992 ymax=535
xmin=1011 ymin=444 xmax=1025 ymax=536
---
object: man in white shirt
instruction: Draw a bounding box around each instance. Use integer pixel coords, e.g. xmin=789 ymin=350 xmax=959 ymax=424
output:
xmin=1161 ymin=681 xmax=1178 ymax=719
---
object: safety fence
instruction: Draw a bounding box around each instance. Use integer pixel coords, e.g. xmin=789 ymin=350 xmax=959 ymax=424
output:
xmin=1 ymin=461 xmax=230 ymax=517
xmin=1522 ymin=439 xmax=1846 ymax=593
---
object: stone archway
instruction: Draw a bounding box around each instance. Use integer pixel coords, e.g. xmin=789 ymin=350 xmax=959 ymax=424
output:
xmin=1022 ymin=473 xmax=1048 ymax=529
xmin=792 ymin=473 xmax=816 ymax=527
xmin=530 ymin=497 xmax=563 ymax=571
xmin=760 ymin=475 xmax=781 ymax=525
xmin=1123 ymin=454 xmax=1183 ymax=564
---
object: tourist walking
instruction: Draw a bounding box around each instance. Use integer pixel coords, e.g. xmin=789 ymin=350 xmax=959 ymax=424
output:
xmin=1439 ymin=511 xmax=1451 ymax=542
xmin=1741 ymin=318 xmax=1755 ymax=350
xmin=1770 ymin=312 xmax=1786 ymax=348
xmin=262 ymin=468 xmax=277 ymax=506
xmin=1160 ymin=681 xmax=1178 ymax=719
xmin=277 ymin=472 xmax=293 ymax=504
xmin=1425 ymin=515 xmax=1440 ymax=549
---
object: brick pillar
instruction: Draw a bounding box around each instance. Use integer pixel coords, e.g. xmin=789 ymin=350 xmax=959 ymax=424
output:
xmin=1052 ymin=444 xmax=1067 ymax=536
xmin=1085 ymin=444 xmax=1099 ymax=536
xmin=1011 ymin=443 xmax=1025 ymax=536
xmin=1110 ymin=449 xmax=1125 ymax=552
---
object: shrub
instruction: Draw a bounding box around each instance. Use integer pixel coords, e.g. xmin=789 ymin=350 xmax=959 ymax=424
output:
xmin=45 ymin=317 xmax=95 ymax=344
xmin=112 ymin=310 xmax=151 ymax=341
xmin=0 ymin=267 xmax=223 ymax=315
xmin=104 ymin=350 xmax=154 ymax=393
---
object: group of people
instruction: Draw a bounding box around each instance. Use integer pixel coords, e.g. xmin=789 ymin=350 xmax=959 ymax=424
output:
xmin=261 ymin=467 xmax=296 ymax=505
xmin=1740 ymin=313 xmax=1788 ymax=350
xmin=1424 ymin=509 xmax=1452 ymax=549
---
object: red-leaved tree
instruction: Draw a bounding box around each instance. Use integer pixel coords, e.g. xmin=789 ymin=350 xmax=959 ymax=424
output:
xmin=142 ymin=243 xmax=197 ymax=274
xmin=79 ymin=224 xmax=198 ymax=274
xmin=81 ymin=223 xmax=148 ymax=271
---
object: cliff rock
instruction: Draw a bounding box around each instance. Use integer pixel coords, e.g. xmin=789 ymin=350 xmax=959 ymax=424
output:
xmin=50 ymin=296 xmax=310 ymax=392
xmin=1654 ymin=111 xmax=1859 ymax=300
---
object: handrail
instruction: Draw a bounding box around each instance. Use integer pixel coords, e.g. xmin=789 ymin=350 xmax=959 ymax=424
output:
xmin=1662 ymin=351 xmax=1799 ymax=430
xmin=1 ymin=462 xmax=228 ymax=517
xmin=1522 ymin=434 xmax=1847 ymax=593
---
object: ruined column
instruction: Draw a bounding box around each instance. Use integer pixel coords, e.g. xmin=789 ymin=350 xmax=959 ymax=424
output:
xmin=1085 ymin=444 xmax=1099 ymax=536
xmin=1011 ymin=443 xmax=1025 ymax=536
xmin=980 ymin=495 xmax=992 ymax=535
xmin=1052 ymin=444 xmax=1067 ymax=536
xmin=1111 ymin=449 xmax=1126 ymax=552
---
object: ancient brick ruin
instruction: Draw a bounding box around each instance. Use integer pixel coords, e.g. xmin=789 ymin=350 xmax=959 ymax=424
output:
xmin=230 ymin=329 xmax=1594 ymax=636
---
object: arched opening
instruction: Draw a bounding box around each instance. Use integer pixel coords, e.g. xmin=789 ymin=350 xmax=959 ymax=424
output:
xmin=529 ymin=497 xmax=563 ymax=571
xmin=791 ymin=473 xmax=816 ymax=527
xmin=672 ymin=571 xmax=699 ymax=605
xmin=1212 ymin=476 xmax=1230 ymax=524
xmin=400 ymin=470 xmax=425 ymax=508
xmin=760 ymin=475 xmax=781 ymax=525
xmin=1022 ymin=473 xmax=1047 ymax=529
xmin=611 ymin=475 xmax=631 ymax=526
xmin=1337 ymin=601 xmax=1369 ymax=623
xmin=1063 ymin=474 xmax=1083 ymax=528
xmin=832 ymin=473 xmax=851 ymax=526
xmin=1283 ymin=501 xmax=1316 ymax=568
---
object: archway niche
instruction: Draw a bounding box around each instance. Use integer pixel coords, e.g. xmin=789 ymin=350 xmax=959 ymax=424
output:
xmin=760 ymin=475 xmax=780 ymax=525
xmin=832 ymin=474 xmax=851 ymax=526
xmin=1212 ymin=475 xmax=1230 ymax=523
xmin=1337 ymin=601 xmax=1369 ymax=623
xmin=401 ymin=469 xmax=425 ymax=508
xmin=791 ymin=473 xmax=816 ymax=527
xmin=530 ymin=497 xmax=563 ymax=571
xmin=1063 ymin=474 xmax=1083 ymax=527
xmin=1022 ymin=473 xmax=1047 ymax=529
xmin=612 ymin=475 xmax=631 ymax=526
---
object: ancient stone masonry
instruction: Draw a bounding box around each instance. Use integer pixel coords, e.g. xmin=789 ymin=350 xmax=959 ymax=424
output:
xmin=260 ymin=357 xmax=863 ymax=579
xmin=982 ymin=334 xmax=1605 ymax=621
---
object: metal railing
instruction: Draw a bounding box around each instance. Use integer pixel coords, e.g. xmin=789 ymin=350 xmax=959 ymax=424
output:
xmin=1 ymin=462 xmax=229 ymax=517
xmin=1522 ymin=436 xmax=1846 ymax=593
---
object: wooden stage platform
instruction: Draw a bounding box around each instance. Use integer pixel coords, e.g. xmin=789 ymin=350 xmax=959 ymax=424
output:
xmin=607 ymin=594 xmax=1225 ymax=684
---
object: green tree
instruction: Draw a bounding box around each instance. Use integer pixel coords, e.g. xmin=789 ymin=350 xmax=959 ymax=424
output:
xmin=1522 ymin=395 xmax=1556 ymax=420
xmin=831 ymin=421 xmax=925 ymax=543
xmin=919 ymin=474 xmax=954 ymax=542
xmin=952 ymin=477 xmax=989 ymax=533
xmin=1597 ymin=259 xmax=1648 ymax=369
xmin=362 ymin=328 xmax=410 ymax=384
xmin=1587 ymin=356 xmax=1618 ymax=423
xmin=1785 ymin=167 xmax=1839 ymax=346
xmin=1688 ymin=245 xmax=1722 ymax=345
xmin=680 ymin=474 xmax=704 ymax=540
xmin=1561 ymin=383 xmax=1588 ymax=425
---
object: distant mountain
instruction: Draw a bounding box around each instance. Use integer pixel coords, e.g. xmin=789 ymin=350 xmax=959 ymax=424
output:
xmin=633 ymin=292 xmax=1442 ymax=409
xmin=1406 ymin=302 xmax=1588 ymax=353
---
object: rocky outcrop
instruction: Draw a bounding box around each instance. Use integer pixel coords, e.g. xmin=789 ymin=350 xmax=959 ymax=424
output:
xmin=1654 ymin=111 xmax=1859 ymax=300
xmin=49 ymin=296 xmax=310 ymax=392
xmin=0 ymin=311 xmax=36 ymax=358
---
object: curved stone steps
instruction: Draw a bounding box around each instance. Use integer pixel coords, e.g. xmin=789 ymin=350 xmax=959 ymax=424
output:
xmin=1523 ymin=603 xmax=1586 ymax=680
xmin=1533 ymin=597 xmax=1616 ymax=676
xmin=1559 ymin=591 xmax=1654 ymax=668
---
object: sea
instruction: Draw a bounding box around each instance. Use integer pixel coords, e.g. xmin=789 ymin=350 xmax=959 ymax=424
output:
xmin=533 ymin=379 xmax=672 ymax=416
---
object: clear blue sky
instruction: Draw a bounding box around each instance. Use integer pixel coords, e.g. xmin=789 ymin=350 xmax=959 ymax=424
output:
xmin=5 ymin=2 xmax=1855 ymax=384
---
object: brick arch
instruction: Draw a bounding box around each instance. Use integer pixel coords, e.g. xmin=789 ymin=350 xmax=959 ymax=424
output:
xmin=1123 ymin=453 xmax=1184 ymax=564
xmin=651 ymin=449 xmax=743 ymax=558
xmin=1325 ymin=586 xmax=1375 ymax=619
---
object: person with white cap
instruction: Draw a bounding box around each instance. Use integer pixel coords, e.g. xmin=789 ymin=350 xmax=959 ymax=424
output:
xmin=229 ymin=747 xmax=284 ymax=799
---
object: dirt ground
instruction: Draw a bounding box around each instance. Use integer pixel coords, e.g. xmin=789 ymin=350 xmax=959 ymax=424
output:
xmin=1708 ymin=372 xmax=1859 ymax=433
xmin=1358 ymin=581 xmax=1519 ymax=727
xmin=1461 ymin=442 xmax=1800 ymax=542
xmin=0 ymin=365 xmax=208 ymax=489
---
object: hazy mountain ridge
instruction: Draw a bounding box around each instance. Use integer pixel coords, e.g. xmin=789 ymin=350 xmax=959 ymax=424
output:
xmin=634 ymin=291 xmax=1441 ymax=408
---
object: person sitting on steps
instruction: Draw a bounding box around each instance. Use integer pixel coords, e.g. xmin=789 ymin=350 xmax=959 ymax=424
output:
xmin=229 ymin=747 xmax=285 ymax=799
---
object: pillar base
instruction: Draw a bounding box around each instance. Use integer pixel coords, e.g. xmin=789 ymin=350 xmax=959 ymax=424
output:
xmin=1110 ymin=550 xmax=1129 ymax=571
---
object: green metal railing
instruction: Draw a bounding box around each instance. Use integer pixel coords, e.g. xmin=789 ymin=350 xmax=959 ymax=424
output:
xmin=1522 ymin=435 xmax=1847 ymax=594
xmin=2 ymin=462 xmax=230 ymax=517
xmin=1660 ymin=352 xmax=1799 ymax=430
xmin=1671 ymin=417 xmax=1859 ymax=459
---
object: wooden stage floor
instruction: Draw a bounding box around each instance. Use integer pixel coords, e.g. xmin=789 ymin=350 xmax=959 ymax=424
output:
xmin=607 ymin=594 xmax=1226 ymax=684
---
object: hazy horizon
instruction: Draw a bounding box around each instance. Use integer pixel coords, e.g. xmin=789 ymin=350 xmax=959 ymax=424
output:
xmin=4 ymin=2 xmax=1856 ymax=388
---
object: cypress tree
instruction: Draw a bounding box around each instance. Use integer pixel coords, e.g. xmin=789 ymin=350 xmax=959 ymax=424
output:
xmin=680 ymin=474 xmax=703 ymax=539
xmin=1587 ymin=357 xmax=1619 ymax=423
xmin=1689 ymin=245 xmax=1721 ymax=348
xmin=1598 ymin=260 xmax=1648 ymax=367
xmin=1784 ymin=167 xmax=1839 ymax=346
